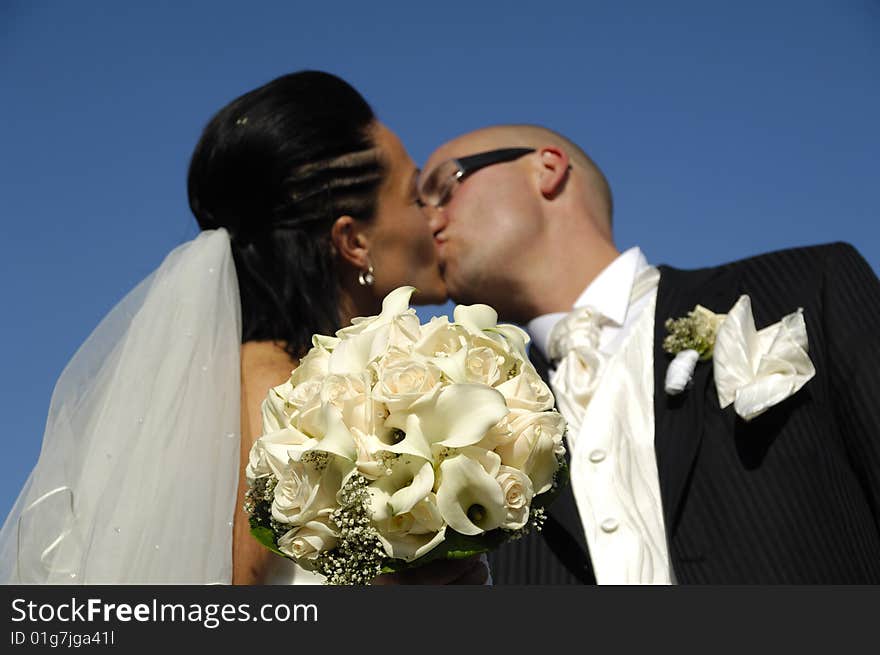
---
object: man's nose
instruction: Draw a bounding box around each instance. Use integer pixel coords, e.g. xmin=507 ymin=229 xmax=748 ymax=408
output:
xmin=425 ymin=204 xmax=448 ymax=236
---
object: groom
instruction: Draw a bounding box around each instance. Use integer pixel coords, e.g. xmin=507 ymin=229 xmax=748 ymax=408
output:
xmin=419 ymin=125 xmax=880 ymax=584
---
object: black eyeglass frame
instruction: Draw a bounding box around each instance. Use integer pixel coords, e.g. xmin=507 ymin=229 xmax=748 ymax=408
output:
xmin=419 ymin=147 xmax=536 ymax=208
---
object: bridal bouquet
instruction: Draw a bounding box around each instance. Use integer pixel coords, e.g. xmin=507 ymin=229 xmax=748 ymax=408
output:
xmin=244 ymin=287 xmax=567 ymax=584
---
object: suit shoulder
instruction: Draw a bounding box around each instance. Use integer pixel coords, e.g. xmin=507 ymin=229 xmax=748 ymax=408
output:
xmin=730 ymin=242 xmax=856 ymax=268
xmin=694 ymin=242 xmax=861 ymax=276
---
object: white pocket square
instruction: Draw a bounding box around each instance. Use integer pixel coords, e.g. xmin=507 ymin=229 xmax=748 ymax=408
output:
xmin=713 ymin=295 xmax=815 ymax=421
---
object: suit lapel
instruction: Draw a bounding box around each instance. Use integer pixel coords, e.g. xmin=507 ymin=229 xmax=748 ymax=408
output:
xmin=529 ymin=345 xmax=591 ymax=561
xmin=653 ymin=264 xmax=742 ymax=532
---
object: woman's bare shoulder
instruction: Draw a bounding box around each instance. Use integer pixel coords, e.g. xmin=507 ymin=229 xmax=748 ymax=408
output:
xmin=239 ymin=341 xmax=298 ymax=431
xmin=241 ymin=341 xmax=298 ymax=382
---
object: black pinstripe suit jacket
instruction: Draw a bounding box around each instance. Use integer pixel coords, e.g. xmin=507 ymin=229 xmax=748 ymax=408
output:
xmin=489 ymin=242 xmax=880 ymax=584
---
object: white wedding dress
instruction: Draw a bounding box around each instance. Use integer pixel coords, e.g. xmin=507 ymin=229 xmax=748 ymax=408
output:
xmin=0 ymin=229 xmax=320 ymax=585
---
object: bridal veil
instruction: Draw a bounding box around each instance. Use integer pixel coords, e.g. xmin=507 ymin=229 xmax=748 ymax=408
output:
xmin=0 ymin=229 xmax=241 ymax=583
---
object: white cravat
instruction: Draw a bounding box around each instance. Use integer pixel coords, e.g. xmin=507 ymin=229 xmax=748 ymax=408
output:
xmin=529 ymin=247 xmax=674 ymax=584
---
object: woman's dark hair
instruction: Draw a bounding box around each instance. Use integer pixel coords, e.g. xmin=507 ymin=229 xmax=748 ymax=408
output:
xmin=187 ymin=70 xmax=386 ymax=358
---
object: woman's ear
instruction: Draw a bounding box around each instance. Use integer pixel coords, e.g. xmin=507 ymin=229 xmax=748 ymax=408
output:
xmin=537 ymin=146 xmax=570 ymax=199
xmin=330 ymin=215 xmax=370 ymax=268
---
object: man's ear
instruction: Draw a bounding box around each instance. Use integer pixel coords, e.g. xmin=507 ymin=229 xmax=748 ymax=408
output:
xmin=537 ymin=146 xmax=570 ymax=199
xmin=330 ymin=215 xmax=370 ymax=268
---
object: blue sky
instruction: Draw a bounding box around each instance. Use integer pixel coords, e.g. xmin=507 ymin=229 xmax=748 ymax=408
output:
xmin=1 ymin=0 xmax=878 ymax=517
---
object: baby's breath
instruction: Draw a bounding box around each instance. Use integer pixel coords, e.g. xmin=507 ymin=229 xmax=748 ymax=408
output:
xmin=504 ymin=506 xmax=548 ymax=541
xmin=301 ymin=450 xmax=329 ymax=471
xmin=244 ymin=474 xmax=277 ymax=528
xmin=314 ymin=473 xmax=385 ymax=585
xmin=663 ymin=308 xmax=719 ymax=360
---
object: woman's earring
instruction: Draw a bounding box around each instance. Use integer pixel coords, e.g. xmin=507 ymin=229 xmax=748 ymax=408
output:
xmin=357 ymin=264 xmax=375 ymax=287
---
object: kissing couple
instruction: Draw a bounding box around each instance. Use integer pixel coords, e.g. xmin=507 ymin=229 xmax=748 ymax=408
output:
xmin=2 ymin=71 xmax=878 ymax=585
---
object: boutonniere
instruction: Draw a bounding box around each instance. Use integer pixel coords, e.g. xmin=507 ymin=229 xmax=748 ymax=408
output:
xmin=663 ymin=296 xmax=816 ymax=421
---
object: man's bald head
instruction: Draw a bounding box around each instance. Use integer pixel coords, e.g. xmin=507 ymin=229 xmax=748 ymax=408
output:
xmin=422 ymin=124 xmax=620 ymax=323
xmin=425 ymin=124 xmax=613 ymax=231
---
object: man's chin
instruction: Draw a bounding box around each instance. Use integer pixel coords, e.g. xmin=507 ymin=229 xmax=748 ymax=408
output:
xmin=409 ymin=282 xmax=449 ymax=307
xmin=445 ymin=282 xmax=481 ymax=307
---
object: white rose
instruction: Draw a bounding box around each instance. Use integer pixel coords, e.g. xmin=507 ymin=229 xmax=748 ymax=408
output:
xmin=262 ymin=379 xmax=295 ymax=433
xmin=291 ymin=374 xmax=377 ymax=438
xmin=475 ymin=412 xmax=516 ymax=450
xmin=464 ymin=346 xmax=503 ymax=386
xmin=496 ymin=466 xmax=534 ymax=530
xmin=271 ymin=456 xmax=343 ymax=525
xmin=374 ymin=357 xmax=442 ymax=412
xmin=287 ymin=378 xmax=324 ymax=437
xmin=321 ymin=375 xmax=366 ymax=410
xmin=246 ymin=426 xmax=315 ymax=483
xmin=413 ymin=316 xmax=469 ymax=359
xmin=320 ymin=374 xmax=370 ymax=428
xmin=495 ymin=410 xmax=565 ymax=494
xmin=277 ymin=517 xmax=338 ymax=569
xmin=386 ymin=312 xmax=422 ymax=352
xmin=290 ymin=344 xmax=331 ymax=387
xmin=495 ymin=361 xmax=555 ymax=411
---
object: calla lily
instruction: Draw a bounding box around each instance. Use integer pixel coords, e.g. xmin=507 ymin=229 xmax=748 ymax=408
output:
xmin=376 ymin=523 xmax=447 ymax=562
xmin=487 ymin=324 xmax=530 ymax=359
xmin=453 ymin=303 xmax=498 ymax=332
xmin=431 ymin=346 xmax=469 ymax=383
xmin=328 ymin=324 xmax=390 ymax=376
xmin=368 ymin=457 xmax=435 ymax=519
xmin=386 ymin=412 xmax=434 ymax=461
xmin=436 ymin=454 xmax=506 ymax=535
xmin=329 ymin=287 xmax=420 ymax=375
xmin=373 ymin=493 xmax=447 ymax=561
xmin=308 ymin=404 xmax=357 ymax=461
xmin=387 ymin=384 xmax=509 ymax=450
xmin=311 ymin=333 xmax=340 ymax=351
xmin=336 ymin=286 xmax=417 ymax=338
xmin=388 ymin=460 xmax=435 ymax=516
xmin=453 ymin=445 xmax=501 ymax=477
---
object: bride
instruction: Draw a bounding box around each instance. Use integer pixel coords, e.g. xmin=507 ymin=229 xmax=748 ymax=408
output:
xmin=0 ymin=71 xmax=485 ymax=585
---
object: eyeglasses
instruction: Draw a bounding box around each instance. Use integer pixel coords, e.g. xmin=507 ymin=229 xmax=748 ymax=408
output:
xmin=418 ymin=147 xmax=536 ymax=208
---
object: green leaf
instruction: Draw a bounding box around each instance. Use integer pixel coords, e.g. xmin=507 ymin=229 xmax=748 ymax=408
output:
xmin=250 ymin=525 xmax=287 ymax=558
xmin=534 ymin=456 xmax=570 ymax=512
xmin=380 ymin=528 xmax=508 ymax=573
